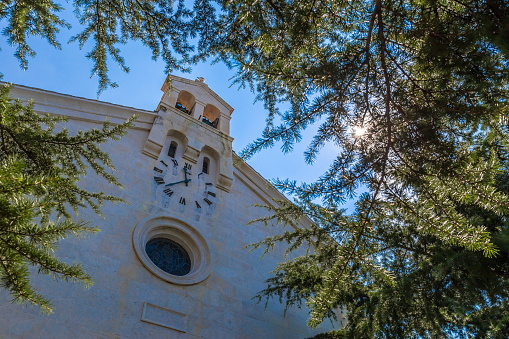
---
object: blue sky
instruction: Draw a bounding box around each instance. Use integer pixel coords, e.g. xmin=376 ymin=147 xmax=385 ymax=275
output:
xmin=0 ymin=9 xmax=349 ymax=209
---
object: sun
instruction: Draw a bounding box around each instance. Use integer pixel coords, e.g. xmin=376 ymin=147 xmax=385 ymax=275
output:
xmin=353 ymin=126 xmax=366 ymax=137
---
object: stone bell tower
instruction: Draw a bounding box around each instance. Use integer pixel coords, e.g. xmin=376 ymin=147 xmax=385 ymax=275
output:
xmin=142 ymin=75 xmax=234 ymax=192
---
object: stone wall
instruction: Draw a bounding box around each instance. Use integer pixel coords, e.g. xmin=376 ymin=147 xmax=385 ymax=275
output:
xmin=0 ymin=84 xmax=338 ymax=338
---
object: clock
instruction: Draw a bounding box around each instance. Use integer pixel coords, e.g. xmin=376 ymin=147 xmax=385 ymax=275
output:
xmin=152 ymin=160 xmax=216 ymax=209
xmin=153 ymin=161 xmax=190 ymax=206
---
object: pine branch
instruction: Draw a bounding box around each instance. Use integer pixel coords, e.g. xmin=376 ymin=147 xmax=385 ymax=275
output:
xmin=0 ymin=84 xmax=133 ymax=312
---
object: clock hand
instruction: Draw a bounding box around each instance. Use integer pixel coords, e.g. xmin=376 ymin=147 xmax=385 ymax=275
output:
xmin=165 ymin=179 xmax=191 ymax=187
xmin=183 ymin=166 xmax=191 ymax=186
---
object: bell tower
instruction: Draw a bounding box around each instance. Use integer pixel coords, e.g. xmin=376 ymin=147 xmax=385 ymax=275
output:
xmin=142 ymin=75 xmax=234 ymax=193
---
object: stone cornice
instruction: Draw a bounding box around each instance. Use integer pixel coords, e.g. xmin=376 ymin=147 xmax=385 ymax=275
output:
xmin=5 ymin=83 xmax=156 ymax=130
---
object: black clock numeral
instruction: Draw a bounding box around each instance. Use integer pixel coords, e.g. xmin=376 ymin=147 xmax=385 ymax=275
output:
xmin=184 ymin=162 xmax=192 ymax=171
xmin=153 ymin=166 xmax=163 ymax=173
xmin=179 ymin=197 xmax=186 ymax=205
xmin=204 ymin=198 xmax=212 ymax=206
xmin=160 ymin=160 xmax=168 ymax=167
xmin=172 ymin=159 xmax=178 ymax=167
xmin=205 ymin=182 xmax=213 ymax=186
xmin=154 ymin=176 xmax=165 ymax=185
xmin=195 ymin=201 xmax=201 ymax=208
xmin=163 ymin=188 xmax=174 ymax=197
xmin=207 ymin=191 xmax=216 ymax=198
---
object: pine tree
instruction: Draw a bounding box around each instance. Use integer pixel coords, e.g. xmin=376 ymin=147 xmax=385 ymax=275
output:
xmin=3 ymin=0 xmax=509 ymax=334
xmin=211 ymin=0 xmax=509 ymax=336
xmin=0 ymin=0 xmax=217 ymax=93
xmin=248 ymin=171 xmax=509 ymax=337
xmin=0 ymin=83 xmax=135 ymax=312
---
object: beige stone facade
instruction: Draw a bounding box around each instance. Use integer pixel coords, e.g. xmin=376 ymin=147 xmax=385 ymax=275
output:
xmin=0 ymin=76 xmax=336 ymax=338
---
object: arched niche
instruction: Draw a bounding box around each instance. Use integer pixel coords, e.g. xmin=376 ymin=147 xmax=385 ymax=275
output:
xmin=163 ymin=129 xmax=188 ymax=160
xmin=175 ymin=90 xmax=196 ymax=114
xmin=198 ymin=145 xmax=220 ymax=181
xmin=202 ymin=104 xmax=220 ymax=129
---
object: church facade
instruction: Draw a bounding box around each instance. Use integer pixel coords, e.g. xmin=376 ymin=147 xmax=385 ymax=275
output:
xmin=0 ymin=76 xmax=338 ymax=338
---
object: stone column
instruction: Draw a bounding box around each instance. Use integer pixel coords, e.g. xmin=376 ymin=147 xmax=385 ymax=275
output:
xmin=192 ymin=100 xmax=206 ymax=121
xmin=218 ymin=112 xmax=231 ymax=135
xmin=162 ymin=88 xmax=181 ymax=109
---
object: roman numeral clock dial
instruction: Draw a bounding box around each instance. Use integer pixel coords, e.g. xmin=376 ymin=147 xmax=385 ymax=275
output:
xmin=152 ymin=160 xmax=217 ymax=212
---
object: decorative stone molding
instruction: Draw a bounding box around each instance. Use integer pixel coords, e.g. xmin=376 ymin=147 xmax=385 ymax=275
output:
xmin=142 ymin=110 xmax=170 ymax=159
xmin=141 ymin=302 xmax=187 ymax=332
xmin=182 ymin=145 xmax=200 ymax=164
xmin=132 ymin=215 xmax=212 ymax=285
xmin=217 ymin=173 xmax=233 ymax=193
xmin=142 ymin=139 xmax=164 ymax=160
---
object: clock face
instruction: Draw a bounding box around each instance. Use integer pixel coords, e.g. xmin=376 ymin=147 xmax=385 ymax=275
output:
xmin=152 ymin=159 xmax=217 ymax=212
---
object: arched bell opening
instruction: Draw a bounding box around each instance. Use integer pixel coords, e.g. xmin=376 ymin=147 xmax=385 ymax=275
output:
xmin=175 ymin=91 xmax=196 ymax=115
xmin=201 ymin=104 xmax=220 ymax=129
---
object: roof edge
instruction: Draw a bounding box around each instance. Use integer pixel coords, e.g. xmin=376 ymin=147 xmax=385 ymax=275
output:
xmin=3 ymin=82 xmax=157 ymax=130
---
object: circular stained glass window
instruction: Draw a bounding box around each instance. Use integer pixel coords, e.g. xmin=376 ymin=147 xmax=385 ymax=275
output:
xmin=145 ymin=238 xmax=191 ymax=276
